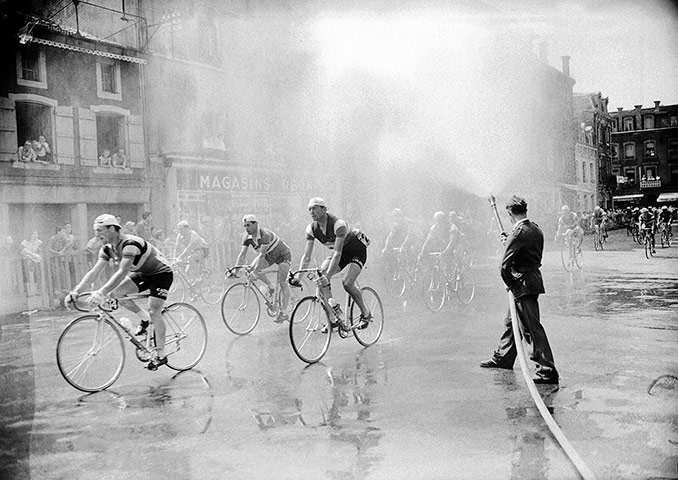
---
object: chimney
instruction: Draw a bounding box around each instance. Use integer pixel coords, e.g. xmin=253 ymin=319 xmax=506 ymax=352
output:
xmin=561 ymin=55 xmax=571 ymax=77
xmin=634 ymin=104 xmax=642 ymax=110
xmin=538 ymin=42 xmax=548 ymax=63
xmin=654 ymin=100 xmax=660 ymax=109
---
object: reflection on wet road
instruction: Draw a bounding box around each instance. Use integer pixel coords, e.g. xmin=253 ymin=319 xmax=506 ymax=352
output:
xmin=1 ymin=230 xmax=677 ymax=479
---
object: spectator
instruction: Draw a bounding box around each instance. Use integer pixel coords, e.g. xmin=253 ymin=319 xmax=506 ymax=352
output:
xmin=123 ymin=221 xmax=136 ymax=235
xmin=20 ymin=231 xmax=43 ymax=294
xmin=33 ymin=136 xmax=51 ymax=163
xmin=18 ymin=140 xmax=36 ymax=162
xmin=99 ymin=149 xmax=112 ymax=167
xmin=136 ymin=212 xmax=153 ymax=241
xmin=112 ymin=148 xmax=129 ymax=169
xmin=47 ymin=225 xmax=71 ymax=294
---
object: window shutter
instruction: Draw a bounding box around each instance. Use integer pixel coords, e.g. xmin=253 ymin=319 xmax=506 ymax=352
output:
xmin=127 ymin=114 xmax=145 ymax=168
xmin=55 ymin=106 xmax=75 ymax=165
xmin=0 ymin=97 xmax=18 ymax=162
xmin=78 ymin=108 xmax=98 ymax=166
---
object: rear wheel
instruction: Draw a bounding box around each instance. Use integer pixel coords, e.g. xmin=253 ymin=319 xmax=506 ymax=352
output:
xmin=424 ymin=267 xmax=446 ymax=312
xmin=168 ymin=273 xmax=187 ymax=303
xmin=383 ymin=261 xmax=407 ymax=298
xmin=56 ymin=315 xmax=124 ymax=392
xmin=455 ymin=267 xmax=475 ymax=305
xmin=162 ymin=302 xmax=207 ymax=371
xmin=352 ymin=287 xmax=384 ymax=347
xmin=200 ymin=267 xmax=225 ymax=304
xmin=289 ymin=296 xmax=331 ymax=364
xmin=560 ymin=242 xmax=573 ymax=271
xmin=574 ymin=245 xmax=583 ymax=269
xmin=221 ymin=283 xmax=261 ymax=335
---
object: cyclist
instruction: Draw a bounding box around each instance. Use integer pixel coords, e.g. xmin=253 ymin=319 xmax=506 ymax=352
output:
xmin=233 ymin=214 xmax=293 ymax=323
xmin=659 ymin=206 xmax=673 ymax=238
xmin=590 ymin=206 xmax=608 ymax=241
xmin=555 ymin=205 xmax=583 ymax=252
xmin=440 ymin=211 xmax=466 ymax=269
xmin=417 ymin=211 xmax=450 ymax=268
xmin=174 ymin=220 xmax=209 ymax=284
xmin=64 ymin=214 xmax=173 ymax=371
xmin=295 ymin=197 xmax=372 ymax=328
xmin=381 ymin=208 xmax=413 ymax=256
xmin=638 ymin=207 xmax=656 ymax=254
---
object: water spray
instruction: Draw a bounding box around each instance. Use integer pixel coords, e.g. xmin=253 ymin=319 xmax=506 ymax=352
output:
xmin=488 ymin=194 xmax=597 ymax=480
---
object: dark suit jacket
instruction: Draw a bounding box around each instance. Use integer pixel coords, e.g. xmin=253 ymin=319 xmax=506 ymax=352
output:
xmin=500 ymin=219 xmax=545 ymax=299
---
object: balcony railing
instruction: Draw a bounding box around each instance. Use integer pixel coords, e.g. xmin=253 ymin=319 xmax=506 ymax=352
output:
xmin=640 ymin=179 xmax=661 ymax=189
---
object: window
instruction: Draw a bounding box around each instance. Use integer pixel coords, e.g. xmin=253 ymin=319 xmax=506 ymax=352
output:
xmin=15 ymin=101 xmax=52 ymax=153
xmin=624 ymin=142 xmax=635 ymax=159
xmin=671 ymin=164 xmax=678 ymax=185
xmin=16 ymin=47 xmax=47 ymax=89
xmin=624 ymin=167 xmax=636 ymax=184
xmin=96 ymin=59 xmax=122 ymax=100
xmin=670 ymin=115 xmax=678 ymax=127
xmin=582 ymin=161 xmax=586 ymax=182
xmin=612 ymin=168 xmax=620 ymax=176
xmin=645 ymin=140 xmax=656 ymax=157
xmin=669 ymin=139 xmax=678 ymax=161
xmin=96 ymin=113 xmax=124 ymax=157
xmin=590 ymin=163 xmax=595 ymax=183
xmin=643 ymin=166 xmax=656 ymax=179
xmin=623 ymin=117 xmax=634 ymax=131
xmin=643 ymin=115 xmax=654 ymax=130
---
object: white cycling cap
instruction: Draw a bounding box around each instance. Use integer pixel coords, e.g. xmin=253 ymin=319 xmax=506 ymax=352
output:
xmin=177 ymin=220 xmax=190 ymax=228
xmin=242 ymin=214 xmax=258 ymax=223
xmin=93 ymin=214 xmax=121 ymax=229
xmin=308 ymin=197 xmax=327 ymax=208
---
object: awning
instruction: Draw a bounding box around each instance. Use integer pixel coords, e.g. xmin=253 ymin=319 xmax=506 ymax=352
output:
xmin=612 ymin=194 xmax=644 ymax=201
xmin=657 ymin=192 xmax=678 ymax=203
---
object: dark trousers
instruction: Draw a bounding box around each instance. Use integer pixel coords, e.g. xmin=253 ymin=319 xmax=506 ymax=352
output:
xmin=492 ymin=294 xmax=558 ymax=380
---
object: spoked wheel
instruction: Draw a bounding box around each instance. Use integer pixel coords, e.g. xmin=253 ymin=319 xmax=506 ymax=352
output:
xmin=221 ymin=283 xmax=261 ymax=335
xmin=168 ymin=274 xmax=187 ymax=303
xmin=162 ymin=302 xmax=207 ymax=371
xmin=383 ymin=262 xmax=407 ymax=298
xmin=455 ymin=267 xmax=476 ymax=305
xmin=667 ymin=230 xmax=672 ymax=248
xmin=56 ymin=315 xmax=125 ymax=392
xmin=574 ymin=245 xmax=584 ymax=269
xmin=351 ymin=287 xmax=384 ymax=347
xmin=560 ymin=242 xmax=573 ymax=271
xmin=199 ymin=268 xmax=225 ymax=304
xmin=644 ymin=236 xmax=651 ymax=259
xmin=424 ymin=267 xmax=446 ymax=312
xmin=289 ymin=296 xmax=331 ymax=364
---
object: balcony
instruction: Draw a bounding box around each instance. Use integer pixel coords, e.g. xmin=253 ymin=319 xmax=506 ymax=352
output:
xmin=640 ymin=179 xmax=661 ymax=189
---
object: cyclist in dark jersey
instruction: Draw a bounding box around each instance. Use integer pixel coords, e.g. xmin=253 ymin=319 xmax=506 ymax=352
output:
xmin=296 ymin=197 xmax=372 ymax=327
xmin=659 ymin=206 xmax=673 ymax=238
xmin=65 ymin=214 xmax=173 ymax=370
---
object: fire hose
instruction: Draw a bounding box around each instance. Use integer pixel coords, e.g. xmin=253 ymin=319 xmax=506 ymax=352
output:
xmin=489 ymin=196 xmax=597 ymax=480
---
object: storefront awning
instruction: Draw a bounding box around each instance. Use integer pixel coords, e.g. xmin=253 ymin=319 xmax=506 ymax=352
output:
xmin=657 ymin=192 xmax=678 ymax=203
xmin=612 ymin=194 xmax=644 ymax=201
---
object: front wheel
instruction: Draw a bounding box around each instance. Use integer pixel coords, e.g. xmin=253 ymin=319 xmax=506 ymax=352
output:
xmin=56 ymin=315 xmax=125 ymax=392
xmin=560 ymin=242 xmax=573 ymax=271
xmin=574 ymin=246 xmax=584 ymax=269
xmin=168 ymin=272 xmax=188 ymax=303
xmin=289 ymin=296 xmax=331 ymax=364
xmin=383 ymin=261 xmax=407 ymax=298
xmin=199 ymin=267 xmax=225 ymax=304
xmin=221 ymin=283 xmax=261 ymax=335
xmin=352 ymin=287 xmax=384 ymax=347
xmin=162 ymin=302 xmax=207 ymax=371
xmin=644 ymin=235 xmax=651 ymax=259
xmin=455 ymin=268 xmax=476 ymax=305
xmin=424 ymin=267 xmax=446 ymax=312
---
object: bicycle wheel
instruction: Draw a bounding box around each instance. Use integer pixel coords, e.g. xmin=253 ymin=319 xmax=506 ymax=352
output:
xmin=455 ymin=267 xmax=476 ymax=305
xmin=384 ymin=261 xmax=407 ymax=298
xmin=424 ymin=267 xmax=446 ymax=312
xmin=352 ymin=287 xmax=384 ymax=347
xmin=56 ymin=315 xmax=125 ymax=392
xmin=198 ymin=267 xmax=225 ymax=304
xmin=168 ymin=273 xmax=188 ymax=303
xmin=560 ymin=242 xmax=573 ymax=272
xmin=162 ymin=302 xmax=207 ymax=371
xmin=667 ymin=229 xmax=672 ymax=248
xmin=644 ymin=235 xmax=651 ymax=259
xmin=574 ymin=246 xmax=583 ymax=269
xmin=289 ymin=296 xmax=331 ymax=364
xmin=221 ymin=283 xmax=261 ymax=335
xmin=660 ymin=228 xmax=668 ymax=248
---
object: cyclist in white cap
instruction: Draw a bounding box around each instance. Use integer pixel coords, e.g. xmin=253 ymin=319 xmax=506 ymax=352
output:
xmin=233 ymin=214 xmax=293 ymax=323
xmin=174 ymin=220 xmax=209 ymax=284
xmin=64 ymin=214 xmax=173 ymax=370
xmin=295 ymin=197 xmax=372 ymax=328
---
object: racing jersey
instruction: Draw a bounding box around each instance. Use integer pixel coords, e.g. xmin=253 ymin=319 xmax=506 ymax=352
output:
xmin=422 ymin=223 xmax=450 ymax=253
xmin=175 ymin=230 xmax=207 ymax=253
xmin=558 ymin=212 xmax=577 ymax=229
xmin=99 ymin=234 xmax=172 ymax=275
xmin=639 ymin=212 xmax=655 ymax=230
xmin=306 ymin=213 xmax=370 ymax=251
xmin=592 ymin=210 xmax=605 ymax=225
xmin=659 ymin=210 xmax=672 ymax=222
xmin=242 ymin=226 xmax=288 ymax=254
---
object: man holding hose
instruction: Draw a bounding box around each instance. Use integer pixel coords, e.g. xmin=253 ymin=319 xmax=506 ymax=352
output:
xmin=480 ymin=195 xmax=559 ymax=384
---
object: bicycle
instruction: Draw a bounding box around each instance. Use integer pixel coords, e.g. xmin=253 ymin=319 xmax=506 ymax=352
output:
xmin=287 ymin=268 xmax=384 ymax=364
xmin=382 ymin=247 xmax=419 ymax=299
xmin=57 ymin=292 xmax=208 ymax=392
xmin=220 ymin=265 xmax=304 ymax=335
xmin=558 ymin=231 xmax=583 ymax=272
xmin=592 ymin=224 xmax=606 ymax=251
xmin=658 ymin=222 xmax=672 ymax=248
xmin=640 ymin=227 xmax=656 ymax=259
xmin=169 ymin=259 xmax=225 ymax=305
xmin=423 ymin=252 xmax=475 ymax=312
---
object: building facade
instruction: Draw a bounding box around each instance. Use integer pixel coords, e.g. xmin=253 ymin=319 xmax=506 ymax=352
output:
xmin=610 ymin=101 xmax=678 ymax=207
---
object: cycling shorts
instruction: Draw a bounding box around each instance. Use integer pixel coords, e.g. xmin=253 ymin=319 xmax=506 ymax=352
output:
xmin=337 ymin=246 xmax=367 ymax=270
xmin=264 ymin=242 xmax=292 ymax=265
xmin=129 ymin=271 xmax=173 ymax=300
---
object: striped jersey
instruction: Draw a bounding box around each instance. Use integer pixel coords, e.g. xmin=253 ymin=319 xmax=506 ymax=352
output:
xmin=99 ymin=234 xmax=172 ymax=275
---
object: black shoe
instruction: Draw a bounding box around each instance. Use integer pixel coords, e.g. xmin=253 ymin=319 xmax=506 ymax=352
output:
xmin=533 ymin=376 xmax=559 ymax=384
xmin=146 ymin=356 xmax=167 ymax=371
xmin=135 ymin=321 xmax=149 ymax=336
xmin=479 ymin=359 xmax=513 ymax=370
xmin=357 ymin=313 xmax=372 ymax=330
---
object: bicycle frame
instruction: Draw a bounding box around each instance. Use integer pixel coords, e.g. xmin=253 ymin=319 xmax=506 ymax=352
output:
xmin=227 ymin=264 xmax=295 ymax=315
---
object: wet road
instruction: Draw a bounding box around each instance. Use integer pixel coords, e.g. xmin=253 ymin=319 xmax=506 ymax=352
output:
xmin=1 ymin=229 xmax=677 ymax=480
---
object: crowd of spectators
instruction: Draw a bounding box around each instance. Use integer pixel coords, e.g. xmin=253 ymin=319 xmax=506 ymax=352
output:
xmin=17 ymin=135 xmax=52 ymax=164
